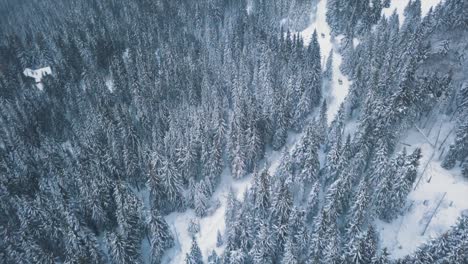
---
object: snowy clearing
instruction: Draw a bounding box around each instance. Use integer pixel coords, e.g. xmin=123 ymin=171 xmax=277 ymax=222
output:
xmin=299 ymin=0 xmax=350 ymax=124
xmin=376 ymin=116 xmax=468 ymax=258
xmin=163 ymin=167 xmax=252 ymax=263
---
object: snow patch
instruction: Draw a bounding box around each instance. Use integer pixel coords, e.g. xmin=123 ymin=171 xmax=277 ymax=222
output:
xmin=23 ymin=66 xmax=52 ymax=91
xmin=353 ymin=38 xmax=360 ymax=48
xmin=280 ymin=18 xmax=288 ymax=27
xmin=105 ymin=78 xmax=114 ymax=93
xmin=382 ymin=0 xmax=411 ymax=24
xmin=246 ymin=0 xmax=253 ymax=15
xmin=382 ymin=0 xmax=445 ymax=25
xmin=421 ymin=0 xmax=445 ymax=17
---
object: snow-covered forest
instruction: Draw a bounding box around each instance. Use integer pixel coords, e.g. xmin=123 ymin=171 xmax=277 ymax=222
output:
xmin=0 ymin=0 xmax=467 ymax=263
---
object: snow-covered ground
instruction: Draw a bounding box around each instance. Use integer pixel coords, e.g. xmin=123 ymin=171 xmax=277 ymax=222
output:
xmin=23 ymin=66 xmax=52 ymax=91
xmin=376 ymin=116 xmax=468 ymax=258
xmin=162 ymin=131 xmax=302 ymax=263
xmin=383 ymin=0 xmax=445 ymax=24
xmin=162 ymin=167 xmax=252 ymax=263
xmin=105 ymin=78 xmax=114 ymax=92
xmin=299 ymin=0 xmax=350 ymax=124
xmin=420 ymin=0 xmax=445 ymax=16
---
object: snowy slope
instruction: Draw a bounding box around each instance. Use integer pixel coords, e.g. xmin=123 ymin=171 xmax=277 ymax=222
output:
xmin=163 ymin=1 xmax=355 ymax=262
xmin=163 ymin=167 xmax=252 ymax=263
xmin=162 ymin=132 xmax=302 ymax=263
xmin=299 ymin=0 xmax=350 ymax=124
xmin=376 ymin=116 xmax=468 ymax=258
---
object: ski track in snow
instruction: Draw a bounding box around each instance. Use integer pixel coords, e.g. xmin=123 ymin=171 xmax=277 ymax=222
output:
xmin=299 ymin=0 xmax=350 ymax=124
xmin=376 ymin=117 xmax=468 ymax=258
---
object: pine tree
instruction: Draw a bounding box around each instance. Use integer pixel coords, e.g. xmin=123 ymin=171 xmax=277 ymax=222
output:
xmin=148 ymin=209 xmax=174 ymax=263
xmin=194 ymin=182 xmax=209 ymax=217
xmin=344 ymin=231 xmax=368 ymax=264
xmin=114 ymin=182 xmax=145 ymax=244
xmin=309 ymin=210 xmax=331 ymax=263
xmin=229 ymin=249 xmax=248 ymax=264
xmin=250 ymin=224 xmax=274 ymax=264
xmin=282 ymin=236 xmax=299 ymax=264
xmin=273 ymin=182 xmax=293 ymax=225
xmin=216 ymin=230 xmax=223 ymax=247
xmin=462 ymin=162 xmax=468 ymax=179
xmin=324 ymin=50 xmax=334 ymax=80
xmin=305 ymin=182 xmax=320 ymax=221
xmin=346 ymin=179 xmax=371 ymax=240
xmin=254 ymin=168 xmax=271 ymax=216
xmin=442 ymin=120 xmax=468 ymax=169
xmin=318 ymin=100 xmax=328 ymax=142
xmin=160 ymin=157 xmax=185 ymax=211
xmin=207 ymin=250 xmax=221 ymax=264
xmin=225 ymin=188 xmax=239 ymax=232
xmin=107 ymin=231 xmax=140 ymax=264
xmin=372 ymin=248 xmax=390 ymax=264
xmin=272 ymin=94 xmax=289 ymax=150
xmin=322 ymin=222 xmax=341 ymax=264
xmin=442 ymin=144 xmax=457 ymax=169
xmin=185 ymin=237 xmax=203 ymax=264
xmin=324 ymin=131 xmax=342 ymax=185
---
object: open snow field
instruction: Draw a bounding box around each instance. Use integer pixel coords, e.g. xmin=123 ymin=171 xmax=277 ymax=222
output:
xmin=377 ymin=116 xmax=468 ymax=258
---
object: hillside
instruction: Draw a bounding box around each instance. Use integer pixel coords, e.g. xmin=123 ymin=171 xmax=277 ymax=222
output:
xmin=0 ymin=0 xmax=467 ymax=263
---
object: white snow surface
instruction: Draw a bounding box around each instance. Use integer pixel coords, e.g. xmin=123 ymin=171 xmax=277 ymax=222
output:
xmin=23 ymin=66 xmax=52 ymax=91
xmin=299 ymin=0 xmax=350 ymax=124
xmin=246 ymin=0 xmax=253 ymax=15
xmin=376 ymin=117 xmax=468 ymax=258
xmin=420 ymin=0 xmax=444 ymax=16
xmin=105 ymin=78 xmax=114 ymax=93
xmin=382 ymin=0 xmax=445 ymax=24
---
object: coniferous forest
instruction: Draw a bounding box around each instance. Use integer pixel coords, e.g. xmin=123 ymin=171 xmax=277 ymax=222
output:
xmin=0 ymin=0 xmax=467 ymax=263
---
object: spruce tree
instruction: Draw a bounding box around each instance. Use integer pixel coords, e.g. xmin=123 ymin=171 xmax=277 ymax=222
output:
xmin=185 ymin=237 xmax=203 ymax=264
